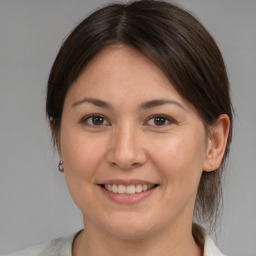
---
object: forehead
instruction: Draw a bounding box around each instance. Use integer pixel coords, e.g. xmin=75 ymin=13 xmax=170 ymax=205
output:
xmin=66 ymin=45 xmax=187 ymax=105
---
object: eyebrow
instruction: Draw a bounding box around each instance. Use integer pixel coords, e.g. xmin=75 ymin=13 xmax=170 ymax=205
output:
xmin=72 ymin=98 xmax=111 ymax=108
xmin=140 ymin=99 xmax=185 ymax=110
xmin=72 ymin=97 xmax=185 ymax=110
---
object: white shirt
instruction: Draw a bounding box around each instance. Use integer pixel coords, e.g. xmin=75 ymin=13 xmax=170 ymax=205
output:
xmin=8 ymin=229 xmax=226 ymax=256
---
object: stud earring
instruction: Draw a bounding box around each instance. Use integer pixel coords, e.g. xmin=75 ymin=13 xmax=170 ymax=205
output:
xmin=58 ymin=161 xmax=64 ymax=172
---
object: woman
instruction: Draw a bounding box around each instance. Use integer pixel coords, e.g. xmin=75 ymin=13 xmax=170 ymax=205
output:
xmin=9 ymin=0 xmax=232 ymax=255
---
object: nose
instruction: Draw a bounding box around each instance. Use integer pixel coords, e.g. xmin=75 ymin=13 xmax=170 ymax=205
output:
xmin=106 ymin=124 xmax=147 ymax=169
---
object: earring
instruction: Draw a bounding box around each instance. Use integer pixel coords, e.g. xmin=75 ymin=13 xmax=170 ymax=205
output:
xmin=58 ymin=160 xmax=64 ymax=172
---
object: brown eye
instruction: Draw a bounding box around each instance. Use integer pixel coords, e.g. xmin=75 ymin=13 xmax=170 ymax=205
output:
xmin=154 ymin=117 xmax=166 ymax=125
xmin=82 ymin=115 xmax=109 ymax=126
xmin=92 ymin=116 xmax=104 ymax=125
xmin=147 ymin=115 xmax=173 ymax=126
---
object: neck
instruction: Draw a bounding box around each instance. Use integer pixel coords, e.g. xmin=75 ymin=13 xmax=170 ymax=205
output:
xmin=73 ymin=221 xmax=203 ymax=256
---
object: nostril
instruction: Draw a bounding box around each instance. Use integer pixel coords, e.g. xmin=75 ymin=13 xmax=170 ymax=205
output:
xmin=131 ymin=162 xmax=141 ymax=167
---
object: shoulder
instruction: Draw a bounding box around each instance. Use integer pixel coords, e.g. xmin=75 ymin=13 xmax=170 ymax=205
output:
xmin=8 ymin=233 xmax=77 ymax=256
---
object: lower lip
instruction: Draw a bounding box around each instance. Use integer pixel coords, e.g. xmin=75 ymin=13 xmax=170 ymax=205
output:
xmin=99 ymin=186 xmax=157 ymax=204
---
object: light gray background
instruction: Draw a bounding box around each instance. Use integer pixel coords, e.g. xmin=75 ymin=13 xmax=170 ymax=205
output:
xmin=0 ymin=0 xmax=255 ymax=255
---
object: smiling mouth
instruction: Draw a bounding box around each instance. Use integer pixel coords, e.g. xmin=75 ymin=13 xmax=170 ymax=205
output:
xmin=100 ymin=184 xmax=158 ymax=195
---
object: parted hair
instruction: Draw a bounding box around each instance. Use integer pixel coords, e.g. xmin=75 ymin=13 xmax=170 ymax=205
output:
xmin=46 ymin=0 xmax=233 ymax=244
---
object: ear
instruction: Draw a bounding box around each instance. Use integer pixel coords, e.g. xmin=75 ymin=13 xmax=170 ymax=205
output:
xmin=203 ymin=114 xmax=230 ymax=172
xmin=49 ymin=117 xmax=62 ymax=158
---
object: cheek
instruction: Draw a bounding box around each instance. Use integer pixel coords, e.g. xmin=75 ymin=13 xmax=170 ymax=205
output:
xmin=60 ymin=129 xmax=108 ymax=210
xmin=60 ymin=128 xmax=107 ymax=182
xmin=148 ymin=132 xmax=206 ymax=186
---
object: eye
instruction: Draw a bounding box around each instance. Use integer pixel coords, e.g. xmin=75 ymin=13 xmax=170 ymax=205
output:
xmin=82 ymin=114 xmax=110 ymax=126
xmin=146 ymin=115 xmax=174 ymax=126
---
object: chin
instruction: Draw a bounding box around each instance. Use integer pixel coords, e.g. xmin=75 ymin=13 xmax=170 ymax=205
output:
xmin=96 ymin=212 xmax=161 ymax=240
xmin=107 ymin=225 xmax=155 ymax=241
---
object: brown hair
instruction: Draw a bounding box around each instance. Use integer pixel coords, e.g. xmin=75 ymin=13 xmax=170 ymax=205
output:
xmin=46 ymin=0 xmax=233 ymax=241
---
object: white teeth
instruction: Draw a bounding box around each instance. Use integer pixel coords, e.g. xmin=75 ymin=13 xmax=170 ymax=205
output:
xmin=104 ymin=184 xmax=155 ymax=194
xmin=135 ymin=184 xmax=143 ymax=193
xmin=112 ymin=184 xmax=118 ymax=193
xmin=126 ymin=185 xmax=136 ymax=194
xmin=118 ymin=185 xmax=126 ymax=193
xmin=142 ymin=184 xmax=148 ymax=192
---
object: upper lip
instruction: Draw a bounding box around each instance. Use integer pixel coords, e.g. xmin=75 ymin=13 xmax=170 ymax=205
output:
xmin=98 ymin=179 xmax=157 ymax=186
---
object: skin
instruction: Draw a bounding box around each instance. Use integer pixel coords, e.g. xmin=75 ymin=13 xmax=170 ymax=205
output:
xmin=53 ymin=45 xmax=230 ymax=256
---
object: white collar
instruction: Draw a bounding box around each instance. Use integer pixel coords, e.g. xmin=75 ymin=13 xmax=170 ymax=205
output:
xmin=196 ymin=225 xmax=226 ymax=256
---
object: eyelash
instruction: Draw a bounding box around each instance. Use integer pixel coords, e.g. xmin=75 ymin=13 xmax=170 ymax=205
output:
xmin=146 ymin=114 xmax=175 ymax=127
xmin=81 ymin=114 xmax=175 ymax=127
xmin=81 ymin=114 xmax=110 ymax=127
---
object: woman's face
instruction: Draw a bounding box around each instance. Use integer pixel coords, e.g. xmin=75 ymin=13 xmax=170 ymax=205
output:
xmin=59 ymin=45 xmax=211 ymax=239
